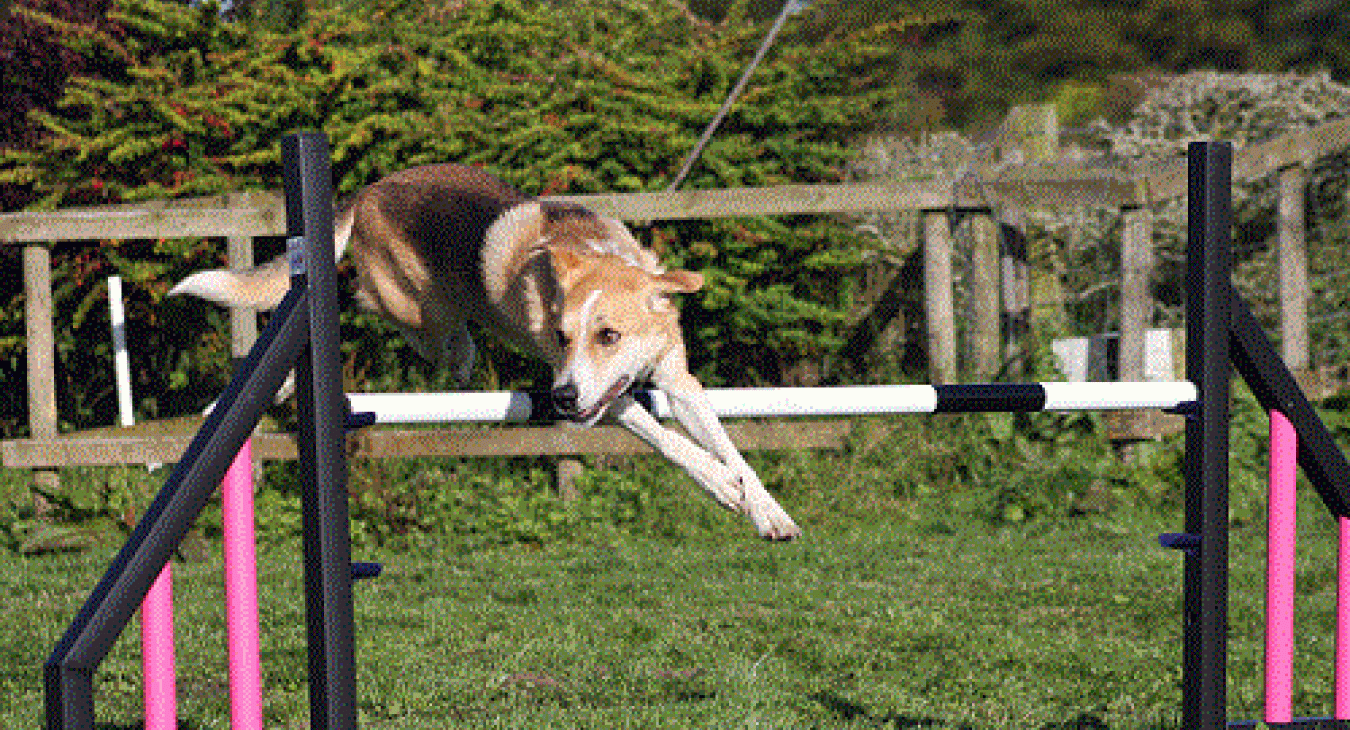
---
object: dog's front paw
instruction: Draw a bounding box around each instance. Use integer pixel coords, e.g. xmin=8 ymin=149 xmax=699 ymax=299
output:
xmin=745 ymin=497 xmax=802 ymax=541
xmin=689 ymin=458 xmax=751 ymax=514
xmin=733 ymin=470 xmax=801 ymax=542
xmin=694 ymin=462 xmax=802 ymax=541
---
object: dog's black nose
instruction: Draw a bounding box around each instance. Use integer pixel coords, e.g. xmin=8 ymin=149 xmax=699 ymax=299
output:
xmin=551 ymin=383 xmax=579 ymax=414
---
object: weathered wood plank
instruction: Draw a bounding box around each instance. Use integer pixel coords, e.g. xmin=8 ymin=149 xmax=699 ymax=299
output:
xmin=0 ymin=170 xmax=1147 ymax=245
xmin=1278 ymin=165 xmax=1309 ymax=371
xmin=24 ymin=245 xmax=57 ymax=441
xmin=1119 ymin=210 xmax=1155 ymax=381
xmin=0 ymin=206 xmax=284 ymax=242
xmin=922 ymin=211 xmax=956 ymax=384
xmin=1 ymin=421 xmax=850 ymax=468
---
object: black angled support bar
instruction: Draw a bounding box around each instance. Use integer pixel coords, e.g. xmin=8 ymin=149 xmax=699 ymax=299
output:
xmin=1227 ymin=288 xmax=1350 ymax=518
xmin=44 ymin=284 xmax=311 ymax=729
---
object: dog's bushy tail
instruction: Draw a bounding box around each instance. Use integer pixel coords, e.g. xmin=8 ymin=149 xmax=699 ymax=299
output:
xmin=168 ymin=208 xmax=354 ymax=310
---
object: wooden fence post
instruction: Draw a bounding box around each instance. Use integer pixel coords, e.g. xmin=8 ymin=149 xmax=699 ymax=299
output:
xmin=556 ymin=458 xmax=584 ymax=502
xmin=968 ymin=216 xmax=1001 ymax=380
xmin=226 ymin=202 xmax=261 ymax=479
xmin=24 ymin=244 xmax=57 ymax=441
xmin=923 ymin=211 xmax=957 ymax=384
xmin=1277 ymin=165 xmax=1310 ymax=373
xmin=226 ymin=203 xmax=259 ymax=361
xmin=1000 ymin=210 xmax=1030 ymax=377
xmin=23 ymin=243 xmax=60 ymax=493
xmin=1119 ymin=209 xmax=1155 ymax=381
xmin=998 ymin=105 xmax=1058 ymax=377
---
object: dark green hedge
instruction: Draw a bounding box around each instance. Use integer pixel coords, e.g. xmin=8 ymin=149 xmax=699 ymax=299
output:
xmin=0 ymin=0 xmax=910 ymax=435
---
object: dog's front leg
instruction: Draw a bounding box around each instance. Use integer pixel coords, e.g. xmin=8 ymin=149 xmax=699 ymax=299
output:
xmin=648 ymin=369 xmax=802 ymax=541
xmin=609 ymin=395 xmax=748 ymax=512
xmin=611 ymin=395 xmax=796 ymax=539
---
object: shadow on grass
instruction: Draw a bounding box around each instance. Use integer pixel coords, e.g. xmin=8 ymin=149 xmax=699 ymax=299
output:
xmin=811 ymin=693 xmax=1141 ymax=730
xmin=810 ymin=691 xmax=974 ymax=729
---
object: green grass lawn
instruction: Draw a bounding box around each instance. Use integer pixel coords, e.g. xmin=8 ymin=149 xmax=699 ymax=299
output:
xmin=4 ymin=501 xmax=1345 ymax=729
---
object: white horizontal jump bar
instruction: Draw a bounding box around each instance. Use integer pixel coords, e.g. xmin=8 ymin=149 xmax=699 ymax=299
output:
xmin=347 ymin=391 xmax=536 ymax=424
xmin=1040 ymin=381 xmax=1198 ymax=411
xmin=346 ymin=381 xmax=1197 ymax=425
xmin=641 ymin=386 xmax=937 ymax=419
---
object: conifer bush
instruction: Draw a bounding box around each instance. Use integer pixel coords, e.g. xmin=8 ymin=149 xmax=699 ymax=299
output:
xmin=0 ymin=0 xmax=911 ymax=432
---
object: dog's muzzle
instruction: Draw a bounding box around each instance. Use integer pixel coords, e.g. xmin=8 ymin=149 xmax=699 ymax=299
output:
xmin=551 ymin=376 xmax=632 ymax=424
xmin=551 ymin=382 xmax=580 ymax=415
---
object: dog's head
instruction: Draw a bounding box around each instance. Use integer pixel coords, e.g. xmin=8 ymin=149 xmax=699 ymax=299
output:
xmin=543 ymin=245 xmax=702 ymax=426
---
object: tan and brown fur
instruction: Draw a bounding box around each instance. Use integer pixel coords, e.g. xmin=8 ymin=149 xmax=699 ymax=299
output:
xmin=171 ymin=164 xmax=800 ymax=540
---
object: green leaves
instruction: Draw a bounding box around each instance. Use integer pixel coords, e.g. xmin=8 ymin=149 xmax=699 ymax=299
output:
xmin=0 ymin=0 xmax=911 ymax=436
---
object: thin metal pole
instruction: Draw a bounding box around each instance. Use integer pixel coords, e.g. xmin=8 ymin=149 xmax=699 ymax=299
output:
xmin=1181 ymin=140 xmax=1232 ymax=730
xmin=284 ymin=132 xmax=357 ymax=730
xmin=666 ymin=0 xmax=807 ymax=192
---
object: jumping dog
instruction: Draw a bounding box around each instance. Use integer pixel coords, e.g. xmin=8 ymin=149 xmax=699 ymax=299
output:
xmin=170 ymin=164 xmax=801 ymax=540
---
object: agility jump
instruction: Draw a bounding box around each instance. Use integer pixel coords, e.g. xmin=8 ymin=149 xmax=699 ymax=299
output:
xmin=43 ymin=135 xmax=1350 ymax=730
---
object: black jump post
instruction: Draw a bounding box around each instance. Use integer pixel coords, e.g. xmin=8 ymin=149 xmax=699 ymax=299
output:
xmin=43 ymin=131 xmax=358 ymax=730
xmin=1172 ymin=141 xmax=1350 ymax=729
xmin=286 ymin=131 xmax=359 ymax=730
xmin=1180 ymin=140 xmax=1234 ymax=730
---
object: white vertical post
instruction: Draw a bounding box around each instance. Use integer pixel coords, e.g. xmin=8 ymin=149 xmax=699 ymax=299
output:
xmin=108 ymin=276 xmax=135 ymax=427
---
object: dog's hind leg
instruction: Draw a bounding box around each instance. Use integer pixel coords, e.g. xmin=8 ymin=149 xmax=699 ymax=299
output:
xmin=393 ymin=318 xmax=476 ymax=388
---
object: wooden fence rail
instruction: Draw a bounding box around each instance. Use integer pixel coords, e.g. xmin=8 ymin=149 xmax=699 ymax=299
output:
xmin=1 ymin=421 xmax=849 ymax=469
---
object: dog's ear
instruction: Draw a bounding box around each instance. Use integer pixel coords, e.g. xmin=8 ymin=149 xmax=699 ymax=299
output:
xmin=544 ymin=245 xmax=588 ymax=288
xmin=648 ymin=269 xmax=703 ymax=312
xmin=656 ymin=269 xmax=703 ymax=294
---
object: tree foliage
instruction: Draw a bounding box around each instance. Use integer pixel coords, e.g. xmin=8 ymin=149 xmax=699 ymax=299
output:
xmin=0 ymin=0 xmax=115 ymax=209
xmin=787 ymin=0 xmax=1350 ymax=132
xmin=0 ymin=0 xmax=911 ymax=434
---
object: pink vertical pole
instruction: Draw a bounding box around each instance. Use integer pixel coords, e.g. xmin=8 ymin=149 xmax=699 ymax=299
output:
xmin=1266 ymin=409 xmax=1298 ymax=724
xmin=141 ymin=563 xmax=176 ymax=730
xmin=1338 ymin=514 xmax=1350 ymax=719
xmin=223 ymin=439 xmax=264 ymax=730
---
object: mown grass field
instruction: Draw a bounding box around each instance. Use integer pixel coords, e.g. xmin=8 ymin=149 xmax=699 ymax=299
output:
xmin=4 ymin=492 xmax=1346 ymax=729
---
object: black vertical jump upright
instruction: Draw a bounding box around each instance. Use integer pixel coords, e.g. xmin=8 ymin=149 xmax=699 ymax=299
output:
xmin=42 ymin=132 xmax=357 ymax=730
xmin=1181 ymin=140 xmax=1233 ymax=730
xmin=285 ymin=132 xmax=359 ymax=730
xmin=1173 ymin=140 xmax=1350 ymax=729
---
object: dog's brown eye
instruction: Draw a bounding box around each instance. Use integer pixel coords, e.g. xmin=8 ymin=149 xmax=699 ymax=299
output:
xmin=596 ymin=328 xmax=621 ymax=346
xmin=554 ymin=329 xmax=569 ymax=348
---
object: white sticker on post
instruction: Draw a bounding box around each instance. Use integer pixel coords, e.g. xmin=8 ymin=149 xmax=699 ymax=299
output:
xmin=287 ymin=236 xmax=308 ymax=276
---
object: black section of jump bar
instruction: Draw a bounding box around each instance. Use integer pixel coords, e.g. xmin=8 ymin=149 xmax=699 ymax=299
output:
xmin=1228 ymin=289 xmax=1350 ymax=518
xmin=44 ymin=285 xmax=311 ymax=730
xmin=285 ymin=132 xmax=358 ymax=730
xmin=1181 ymin=140 xmax=1233 ymax=730
xmin=933 ymin=383 xmax=1045 ymax=412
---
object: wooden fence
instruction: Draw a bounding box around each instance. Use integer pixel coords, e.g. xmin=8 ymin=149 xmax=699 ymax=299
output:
xmin=5 ymin=111 xmax=1350 ymax=469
